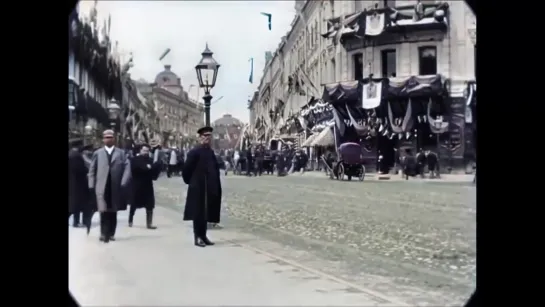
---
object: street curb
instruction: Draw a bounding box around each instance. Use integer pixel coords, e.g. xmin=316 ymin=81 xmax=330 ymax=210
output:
xmin=157 ymin=206 xmax=410 ymax=306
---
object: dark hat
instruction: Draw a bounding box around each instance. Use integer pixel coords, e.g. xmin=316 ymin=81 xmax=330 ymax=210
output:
xmin=197 ymin=126 xmax=214 ymax=135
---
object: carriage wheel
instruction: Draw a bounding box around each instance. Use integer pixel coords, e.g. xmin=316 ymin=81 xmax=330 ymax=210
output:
xmin=338 ymin=163 xmax=345 ymax=180
xmin=359 ymin=165 xmax=366 ymax=181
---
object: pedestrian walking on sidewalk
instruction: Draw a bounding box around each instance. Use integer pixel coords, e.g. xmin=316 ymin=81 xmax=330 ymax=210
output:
xmin=182 ymin=126 xmax=222 ymax=248
xmin=167 ymin=147 xmax=179 ymax=177
xmin=128 ymin=144 xmax=161 ymax=229
xmin=69 ymin=140 xmax=89 ymax=228
xmin=88 ymin=130 xmax=132 ymax=243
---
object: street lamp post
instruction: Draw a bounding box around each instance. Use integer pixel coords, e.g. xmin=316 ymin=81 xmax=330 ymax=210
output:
xmin=195 ymin=43 xmax=220 ymax=127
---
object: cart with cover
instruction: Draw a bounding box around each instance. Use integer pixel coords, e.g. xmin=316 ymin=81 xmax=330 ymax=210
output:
xmin=330 ymin=142 xmax=366 ymax=181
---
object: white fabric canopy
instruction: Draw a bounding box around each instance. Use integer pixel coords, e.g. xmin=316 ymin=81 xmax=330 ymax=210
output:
xmin=311 ymin=126 xmax=335 ymax=147
xmin=301 ymin=134 xmax=318 ymax=147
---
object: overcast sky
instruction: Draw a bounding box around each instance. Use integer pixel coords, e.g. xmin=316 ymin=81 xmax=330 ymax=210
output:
xmin=78 ymin=0 xmax=296 ymax=123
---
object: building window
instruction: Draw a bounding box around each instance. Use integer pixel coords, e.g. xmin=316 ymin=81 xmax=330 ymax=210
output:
xmin=382 ymin=0 xmax=396 ymax=8
xmin=353 ymin=53 xmax=363 ymax=80
xmin=381 ymin=49 xmax=397 ymax=78
xmin=418 ymin=46 xmax=437 ymax=75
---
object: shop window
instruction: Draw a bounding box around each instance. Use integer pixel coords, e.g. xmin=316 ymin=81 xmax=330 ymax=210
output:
xmin=418 ymin=46 xmax=437 ymax=75
xmin=381 ymin=49 xmax=397 ymax=78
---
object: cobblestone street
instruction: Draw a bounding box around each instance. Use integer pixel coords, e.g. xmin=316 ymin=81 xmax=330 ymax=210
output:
xmin=156 ymin=174 xmax=476 ymax=306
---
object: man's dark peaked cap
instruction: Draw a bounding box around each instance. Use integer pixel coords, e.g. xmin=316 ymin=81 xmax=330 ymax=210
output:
xmin=197 ymin=126 xmax=214 ymax=135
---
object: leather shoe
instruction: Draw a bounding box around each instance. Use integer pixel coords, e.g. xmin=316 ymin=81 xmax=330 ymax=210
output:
xmin=202 ymin=236 xmax=215 ymax=246
xmin=194 ymin=236 xmax=206 ymax=247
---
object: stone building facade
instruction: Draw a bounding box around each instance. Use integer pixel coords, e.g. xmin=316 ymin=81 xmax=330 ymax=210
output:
xmin=333 ymin=0 xmax=476 ymax=97
xmin=249 ymin=0 xmax=336 ymax=143
xmin=68 ymin=2 xmax=123 ymax=146
xmin=212 ymin=114 xmax=244 ymax=150
xmin=139 ymin=65 xmax=204 ymax=147
xmin=250 ymin=0 xmax=476 ymax=160
xmin=124 ymin=77 xmax=160 ymax=143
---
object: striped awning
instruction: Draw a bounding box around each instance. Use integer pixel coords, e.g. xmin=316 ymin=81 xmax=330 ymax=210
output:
xmin=301 ymin=133 xmax=318 ymax=147
xmin=311 ymin=126 xmax=335 ymax=147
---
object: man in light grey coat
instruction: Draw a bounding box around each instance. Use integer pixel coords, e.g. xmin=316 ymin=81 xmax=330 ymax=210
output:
xmin=88 ymin=130 xmax=131 ymax=243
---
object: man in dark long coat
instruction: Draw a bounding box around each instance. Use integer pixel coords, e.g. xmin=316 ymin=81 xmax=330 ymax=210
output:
xmin=88 ymin=130 xmax=131 ymax=243
xmin=69 ymin=140 xmax=88 ymax=227
xmin=128 ymin=144 xmax=161 ymax=229
xmin=182 ymin=126 xmax=222 ymax=248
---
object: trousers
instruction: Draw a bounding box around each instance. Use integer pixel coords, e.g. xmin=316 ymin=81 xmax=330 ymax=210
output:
xmin=100 ymin=212 xmax=117 ymax=238
xmin=193 ymin=218 xmax=207 ymax=237
xmin=70 ymin=211 xmax=82 ymax=225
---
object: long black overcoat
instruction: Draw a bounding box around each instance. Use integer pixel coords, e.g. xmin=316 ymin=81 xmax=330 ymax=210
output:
xmin=182 ymin=146 xmax=222 ymax=223
xmin=69 ymin=150 xmax=90 ymax=214
xmin=130 ymin=155 xmax=161 ymax=209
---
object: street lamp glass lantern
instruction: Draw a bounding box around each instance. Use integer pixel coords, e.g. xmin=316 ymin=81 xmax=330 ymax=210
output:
xmin=84 ymin=125 xmax=93 ymax=135
xmin=107 ymin=99 xmax=121 ymax=120
xmin=195 ymin=43 xmax=220 ymax=91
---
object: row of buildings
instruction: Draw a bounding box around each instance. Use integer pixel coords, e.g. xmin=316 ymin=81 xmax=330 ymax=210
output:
xmin=68 ymin=2 xmax=204 ymax=149
xmin=135 ymin=64 xmax=205 ymax=148
xmin=249 ymin=0 xmax=476 ymax=168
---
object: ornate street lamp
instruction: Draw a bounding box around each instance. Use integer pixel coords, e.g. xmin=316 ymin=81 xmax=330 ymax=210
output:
xmin=195 ymin=43 xmax=220 ymax=127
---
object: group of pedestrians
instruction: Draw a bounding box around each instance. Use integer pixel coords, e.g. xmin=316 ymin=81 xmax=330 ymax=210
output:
xmin=396 ymin=148 xmax=439 ymax=180
xmin=224 ymin=145 xmax=309 ymax=177
xmin=68 ymin=126 xmax=223 ymax=247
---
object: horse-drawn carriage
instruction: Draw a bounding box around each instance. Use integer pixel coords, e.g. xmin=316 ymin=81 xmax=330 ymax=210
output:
xmin=329 ymin=142 xmax=366 ymax=181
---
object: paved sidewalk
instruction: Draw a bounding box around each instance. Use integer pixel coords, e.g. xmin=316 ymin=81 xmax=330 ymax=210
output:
xmin=69 ymin=207 xmax=407 ymax=306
